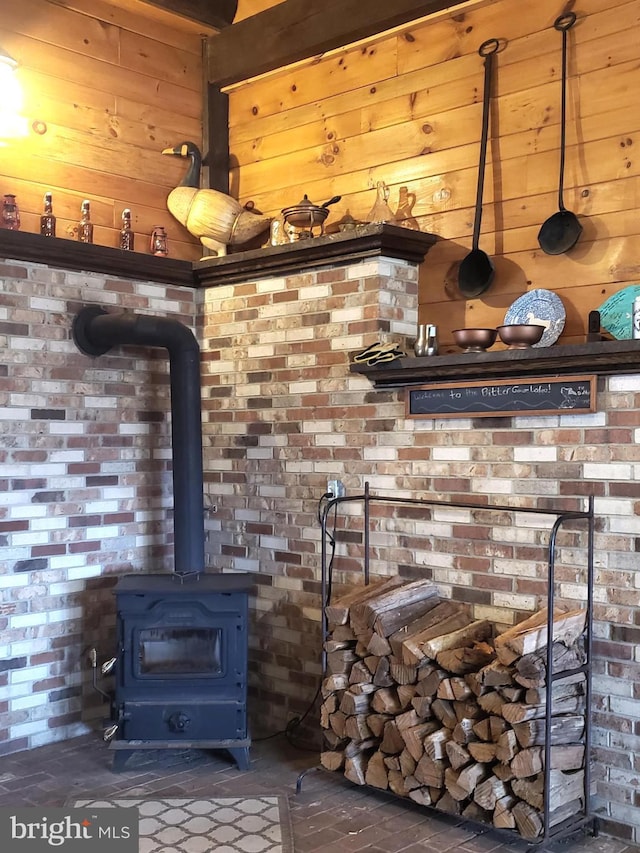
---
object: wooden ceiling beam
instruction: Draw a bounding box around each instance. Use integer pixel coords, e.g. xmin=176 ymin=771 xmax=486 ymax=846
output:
xmin=138 ymin=0 xmax=237 ymax=30
xmin=207 ymin=0 xmax=469 ymax=87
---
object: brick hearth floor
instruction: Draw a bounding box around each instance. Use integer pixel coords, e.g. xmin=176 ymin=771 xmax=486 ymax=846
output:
xmin=0 ymin=732 xmax=638 ymax=853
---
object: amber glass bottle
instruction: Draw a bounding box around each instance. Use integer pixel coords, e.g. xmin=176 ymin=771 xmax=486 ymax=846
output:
xmin=119 ymin=208 xmax=135 ymax=251
xmin=77 ymin=200 xmax=93 ymax=243
xmin=40 ymin=192 xmax=56 ymax=237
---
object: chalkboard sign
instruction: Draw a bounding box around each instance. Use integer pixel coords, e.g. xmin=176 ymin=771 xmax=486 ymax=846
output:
xmin=406 ymin=375 xmax=596 ymax=419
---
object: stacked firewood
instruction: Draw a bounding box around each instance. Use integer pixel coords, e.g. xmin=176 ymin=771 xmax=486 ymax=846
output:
xmin=320 ymin=576 xmax=588 ymax=839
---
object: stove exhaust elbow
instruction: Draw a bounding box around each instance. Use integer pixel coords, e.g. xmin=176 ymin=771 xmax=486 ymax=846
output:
xmin=72 ymin=305 xmax=205 ymax=576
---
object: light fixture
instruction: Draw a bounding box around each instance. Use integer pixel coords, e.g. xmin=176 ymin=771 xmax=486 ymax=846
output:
xmin=0 ymin=45 xmax=27 ymax=142
xmin=0 ymin=46 xmax=18 ymax=70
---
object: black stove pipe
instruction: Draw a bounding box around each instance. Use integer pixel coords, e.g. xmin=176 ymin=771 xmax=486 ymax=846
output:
xmin=72 ymin=306 xmax=205 ymax=575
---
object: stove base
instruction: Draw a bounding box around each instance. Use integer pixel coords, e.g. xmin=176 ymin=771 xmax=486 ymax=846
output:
xmin=108 ymin=737 xmax=251 ymax=772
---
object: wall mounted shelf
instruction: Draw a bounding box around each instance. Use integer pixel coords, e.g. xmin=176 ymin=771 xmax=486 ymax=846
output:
xmin=351 ymin=339 xmax=640 ymax=387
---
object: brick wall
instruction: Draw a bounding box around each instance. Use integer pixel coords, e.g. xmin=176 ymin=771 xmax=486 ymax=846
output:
xmin=0 ymin=258 xmax=197 ymax=751
xmin=2 ymin=249 xmax=640 ymax=840
xmin=200 ymin=257 xmax=640 ymax=842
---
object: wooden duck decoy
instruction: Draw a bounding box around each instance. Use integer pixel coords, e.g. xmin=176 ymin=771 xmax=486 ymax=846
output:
xmin=162 ymin=142 xmax=271 ymax=257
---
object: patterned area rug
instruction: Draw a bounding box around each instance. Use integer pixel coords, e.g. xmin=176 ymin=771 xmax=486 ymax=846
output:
xmin=69 ymin=796 xmax=294 ymax=853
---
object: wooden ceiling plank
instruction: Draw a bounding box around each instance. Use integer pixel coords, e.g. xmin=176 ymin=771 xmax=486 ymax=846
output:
xmin=207 ymin=0 xmax=470 ymax=87
xmin=138 ymin=0 xmax=237 ymax=30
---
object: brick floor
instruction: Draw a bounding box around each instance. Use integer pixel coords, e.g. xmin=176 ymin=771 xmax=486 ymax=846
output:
xmin=0 ymin=732 xmax=638 ymax=853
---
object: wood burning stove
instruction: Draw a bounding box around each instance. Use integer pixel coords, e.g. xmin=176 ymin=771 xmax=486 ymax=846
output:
xmin=74 ymin=307 xmax=252 ymax=770
xmin=110 ymin=573 xmax=252 ymax=770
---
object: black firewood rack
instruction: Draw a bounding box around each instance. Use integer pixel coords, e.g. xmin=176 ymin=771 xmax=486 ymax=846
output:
xmin=308 ymin=483 xmax=596 ymax=846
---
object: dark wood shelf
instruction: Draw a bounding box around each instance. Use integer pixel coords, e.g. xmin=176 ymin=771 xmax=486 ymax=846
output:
xmin=0 ymin=229 xmax=194 ymax=287
xmin=193 ymin=223 xmax=438 ymax=287
xmin=351 ymin=339 xmax=640 ymax=387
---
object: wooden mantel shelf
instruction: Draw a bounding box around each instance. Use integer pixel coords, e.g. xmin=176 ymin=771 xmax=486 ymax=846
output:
xmin=0 ymin=223 xmax=437 ymax=289
xmin=193 ymin=223 xmax=438 ymax=287
xmin=351 ymin=339 xmax=640 ymax=387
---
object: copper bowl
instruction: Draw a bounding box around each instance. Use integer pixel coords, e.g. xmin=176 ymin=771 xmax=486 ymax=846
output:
xmin=497 ymin=324 xmax=545 ymax=349
xmin=452 ymin=328 xmax=497 ymax=353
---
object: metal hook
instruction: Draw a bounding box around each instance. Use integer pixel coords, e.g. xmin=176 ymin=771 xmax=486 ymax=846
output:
xmin=554 ymin=12 xmax=577 ymax=31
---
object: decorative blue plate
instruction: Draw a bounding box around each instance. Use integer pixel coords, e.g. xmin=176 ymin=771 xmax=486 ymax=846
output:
xmin=597 ymin=285 xmax=640 ymax=340
xmin=504 ymin=289 xmax=566 ymax=347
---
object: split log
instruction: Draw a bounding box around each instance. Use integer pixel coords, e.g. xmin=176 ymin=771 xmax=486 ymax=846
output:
xmin=380 ymin=720 xmax=405 ymax=755
xmin=344 ymin=714 xmax=372 ymax=742
xmin=468 ymin=741 xmax=497 ymax=763
xmin=364 ymin=750 xmax=389 ymax=790
xmin=327 ymin=649 xmax=359 ymax=675
xmin=350 ymin=579 xmax=438 ymax=635
xmin=490 ymin=715 xmax=508 ymax=741
xmin=524 ymin=672 xmax=586 ymax=706
xmin=473 ymin=776 xmax=507 ymax=811
xmin=444 ymin=767 xmax=469 ymax=801
xmin=411 ymin=696 xmax=434 ymax=718
xmin=329 ymin=710 xmax=347 ymax=738
xmin=511 ymin=769 xmax=585 ymax=811
xmin=325 ymin=575 xmax=407 ymax=626
xmin=424 ymin=728 xmax=452 ymax=761
xmin=388 ymin=769 xmax=410 ymax=797
xmin=349 ymin=681 xmax=377 ymax=696
xmin=466 ymin=660 xmax=515 ymax=696
xmin=462 ymin=801 xmax=492 ymax=824
xmin=373 ymin=656 xmax=395 ymax=687
xmin=502 ymin=694 xmax=585 ymax=723
xmin=495 ymin=608 xmax=586 ymax=665
xmin=414 ymin=754 xmax=445 ymax=787
xmin=452 ymin=718 xmax=477 ymax=745
xmin=477 ymin=690 xmax=505 ymax=716
xmin=402 ymin=721 xmax=440 ymax=761
xmin=492 ymin=762 xmax=515 ymax=783
xmin=515 ymin=640 xmax=586 ymax=688
xmin=349 ymin=661 xmax=373 ymax=685
xmin=373 ymin=584 xmax=441 ymax=638
xmin=320 ymin=750 xmax=345 ymax=771
xmin=512 ymin=798 xmax=584 ymax=839
xmin=371 ymin=688 xmax=402 ymax=715
xmin=437 ymin=676 xmax=471 ymax=702
xmin=432 ymin=698 xmax=458 ymax=729
xmin=323 ymin=730 xmax=347 ymax=750
xmin=322 ymin=673 xmax=349 ymax=694
xmin=419 ymin=619 xmax=493 ymax=660
xmin=397 ymin=684 xmax=418 ymax=710
xmin=330 ymin=625 xmax=357 ymax=642
xmin=454 ymin=699 xmax=482 ymax=722
xmin=389 ymin=600 xmax=468 ymax=659
xmin=367 ymin=713 xmax=391 ymax=739
xmin=408 ymin=787 xmax=435 ymax=807
xmin=399 ymin=748 xmax=416 ymax=778
xmin=436 ymin=642 xmax=495 ymax=675
xmin=511 ymin=744 xmax=585 ymax=778
xmin=401 ymin=608 xmax=474 ymax=665
xmin=456 ymin=762 xmax=488 ymax=796
xmin=390 ymin=660 xmax=418 ymax=685
xmin=436 ymin=791 xmax=464 ymax=814
xmin=495 ymin=729 xmax=519 ymax=763
xmin=445 ymin=740 xmax=471 ymax=770
xmin=344 ymin=751 xmax=371 ymax=785
xmin=493 ymin=794 xmax=517 ymax=829
xmin=367 ymin=633 xmax=392 ymax=656
xmin=512 ymin=714 xmax=584 ymax=748
xmin=339 ymin=690 xmax=372 ymax=716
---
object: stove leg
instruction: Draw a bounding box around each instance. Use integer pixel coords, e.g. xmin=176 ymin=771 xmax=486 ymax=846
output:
xmin=111 ymin=750 xmax=134 ymax=772
xmin=227 ymin=747 xmax=250 ymax=771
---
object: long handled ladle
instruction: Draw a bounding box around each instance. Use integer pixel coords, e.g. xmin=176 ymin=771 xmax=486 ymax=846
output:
xmin=458 ymin=38 xmax=500 ymax=298
xmin=537 ymin=12 xmax=582 ymax=255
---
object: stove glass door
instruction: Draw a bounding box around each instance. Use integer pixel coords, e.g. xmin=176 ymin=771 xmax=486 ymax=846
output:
xmin=137 ymin=627 xmax=222 ymax=676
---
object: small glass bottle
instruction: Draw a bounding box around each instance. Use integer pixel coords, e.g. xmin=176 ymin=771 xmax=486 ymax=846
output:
xmin=77 ymin=200 xmax=93 ymax=243
xmin=366 ymin=181 xmax=395 ymax=224
xmin=40 ymin=192 xmax=56 ymax=237
xmin=394 ymin=186 xmax=420 ymax=230
xmin=150 ymin=225 xmax=168 ymax=257
xmin=119 ymin=208 xmax=135 ymax=251
xmin=2 ymin=194 xmax=20 ymax=230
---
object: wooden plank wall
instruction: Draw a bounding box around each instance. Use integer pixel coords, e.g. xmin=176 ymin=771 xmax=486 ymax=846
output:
xmin=0 ymin=0 xmax=211 ymax=260
xmin=226 ymin=0 xmax=640 ymax=347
